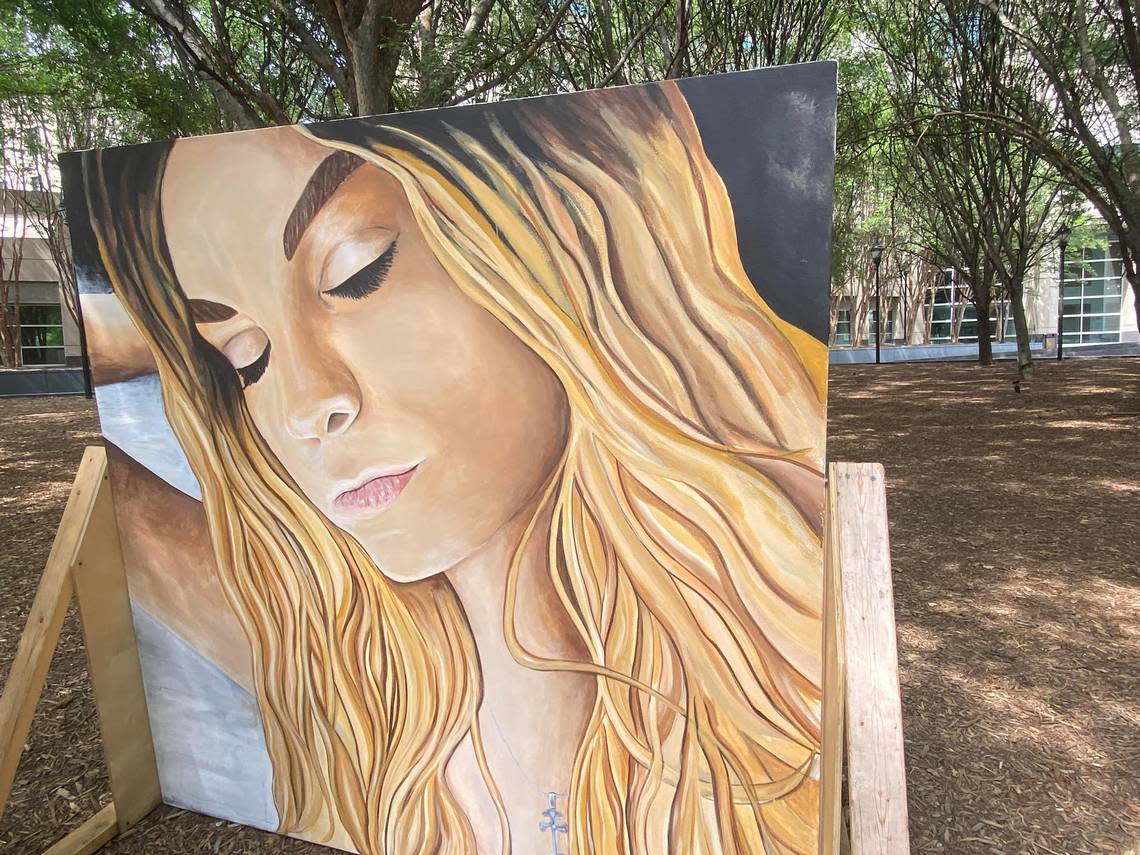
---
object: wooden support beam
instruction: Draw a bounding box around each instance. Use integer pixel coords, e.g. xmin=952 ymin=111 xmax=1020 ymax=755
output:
xmin=41 ymin=804 xmax=118 ymax=855
xmin=70 ymin=448 xmax=162 ymax=831
xmin=0 ymin=448 xmax=108 ymax=816
xmin=830 ymin=462 xmax=909 ymax=855
xmin=819 ymin=464 xmax=847 ymax=854
xmin=0 ymin=445 xmax=161 ymax=854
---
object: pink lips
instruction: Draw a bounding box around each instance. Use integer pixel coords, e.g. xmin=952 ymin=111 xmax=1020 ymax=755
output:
xmin=333 ymin=466 xmax=418 ymax=515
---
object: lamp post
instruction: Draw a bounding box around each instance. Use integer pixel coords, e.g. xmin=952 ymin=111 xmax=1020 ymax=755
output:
xmin=1057 ymin=224 xmax=1071 ymax=361
xmin=871 ymin=241 xmax=885 ymax=364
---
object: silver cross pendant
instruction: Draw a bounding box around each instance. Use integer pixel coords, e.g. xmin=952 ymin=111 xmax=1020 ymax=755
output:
xmin=538 ymin=791 xmax=569 ymax=855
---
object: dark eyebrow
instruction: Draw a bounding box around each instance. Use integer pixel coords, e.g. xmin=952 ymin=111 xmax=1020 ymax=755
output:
xmin=282 ymin=149 xmax=365 ymax=261
xmin=189 ymin=299 xmax=237 ymax=323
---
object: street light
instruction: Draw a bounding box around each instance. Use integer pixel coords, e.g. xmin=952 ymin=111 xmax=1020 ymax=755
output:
xmin=871 ymin=241 xmax=885 ymax=364
xmin=1057 ymin=224 xmax=1072 ymax=361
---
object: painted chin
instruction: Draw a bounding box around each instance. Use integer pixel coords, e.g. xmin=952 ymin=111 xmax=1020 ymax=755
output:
xmin=331 ymin=464 xmax=420 ymax=518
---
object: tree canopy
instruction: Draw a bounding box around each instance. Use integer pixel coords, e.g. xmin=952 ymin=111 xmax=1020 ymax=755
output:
xmin=0 ymin=0 xmax=1135 ymax=369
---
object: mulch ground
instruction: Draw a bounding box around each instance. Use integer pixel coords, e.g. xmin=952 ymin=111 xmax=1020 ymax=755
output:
xmin=0 ymin=358 xmax=1137 ymax=854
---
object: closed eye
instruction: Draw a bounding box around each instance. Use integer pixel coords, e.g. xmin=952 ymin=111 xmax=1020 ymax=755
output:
xmin=237 ymin=341 xmax=271 ymax=388
xmin=323 ymin=241 xmax=398 ymax=300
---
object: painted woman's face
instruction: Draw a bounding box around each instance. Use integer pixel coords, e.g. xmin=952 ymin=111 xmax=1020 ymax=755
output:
xmin=161 ymin=128 xmax=568 ymax=581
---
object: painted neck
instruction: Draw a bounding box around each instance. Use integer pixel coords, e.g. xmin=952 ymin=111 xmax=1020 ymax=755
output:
xmin=445 ymin=493 xmax=594 ymax=846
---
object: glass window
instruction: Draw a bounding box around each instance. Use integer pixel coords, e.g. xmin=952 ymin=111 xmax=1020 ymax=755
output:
xmin=21 ymin=346 xmax=65 ymax=364
xmin=14 ymin=303 xmax=66 ymax=366
xmin=21 ymin=325 xmax=64 ymax=347
xmin=927 ymin=269 xmax=1007 ymax=344
xmin=866 ymin=305 xmax=896 ymax=343
xmin=929 ymin=273 xmax=957 ymax=342
xmin=835 ymin=308 xmax=851 ymax=346
xmin=1082 ymin=314 xmax=1120 ymax=334
xmin=20 ymin=305 xmax=62 ymax=326
xmin=1061 ymin=230 xmax=1125 ymax=345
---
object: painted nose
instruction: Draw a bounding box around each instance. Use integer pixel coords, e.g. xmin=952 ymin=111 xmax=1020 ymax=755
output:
xmin=286 ymin=392 xmax=359 ymax=441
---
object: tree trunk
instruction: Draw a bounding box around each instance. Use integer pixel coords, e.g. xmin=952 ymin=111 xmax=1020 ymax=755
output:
xmin=1129 ymin=273 xmax=1140 ymax=337
xmin=976 ymin=266 xmax=994 ymax=366
xmin=349 ymin=0 xmax=421 ymax=116
xmin=1007 ymin=276 xmax=1034 ymax=378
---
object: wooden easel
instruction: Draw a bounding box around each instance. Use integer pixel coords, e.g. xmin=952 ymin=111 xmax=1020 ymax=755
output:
xmin=821 ymin=463 xmax=911 ymax=855
xmin=0 ymin=447 xmax=160 ymax=855
xmin=0 ymin=449 xmax=909 ymax=854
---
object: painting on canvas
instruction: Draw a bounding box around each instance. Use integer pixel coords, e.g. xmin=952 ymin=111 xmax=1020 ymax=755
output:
xmin=61 ymin=62 xmax=836 ymax=854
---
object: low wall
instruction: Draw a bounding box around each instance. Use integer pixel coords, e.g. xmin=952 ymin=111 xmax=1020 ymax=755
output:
xmin=829 ymin=342 xmax=1045 ymax=364
xmin=829 ymin=340 xmax=1139 ymax=364
xmin=0 ymin=368 xmax=88 ymax=397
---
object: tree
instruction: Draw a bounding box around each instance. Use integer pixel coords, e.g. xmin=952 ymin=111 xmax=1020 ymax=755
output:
xmin=971 ymin=0 xmax=1140 ymax=332
xmin=864 ymin=0 xmax=1071 ymax=370
xmin=5 ymin=0 xmax=221 ymax=142
xmin=120 ymin=0 xmax=585 ymax=124
xmin=3 ymin=96 xmax=126 ymax=333
xmin=50 ymin=1 xmax=851 ymax=130
xmin=0 ymin=124 xmax=29 ymax=368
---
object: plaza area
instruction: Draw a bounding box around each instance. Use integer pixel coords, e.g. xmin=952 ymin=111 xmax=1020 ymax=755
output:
xmin=1 ymin=359 xmax=1137 ymax=854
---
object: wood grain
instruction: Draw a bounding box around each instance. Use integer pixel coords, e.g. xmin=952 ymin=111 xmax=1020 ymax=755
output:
xmin=0 ymin=447 xmax=107 ymax=816
xmin=819 ymin=463 xmax=847 ymax=854
xmin=40 ymin=803 xmax=118 ymax=855
xmin=832 ymin=462 xmax=909 ymax=855
xmin=71 ymin=448 xmax=162 ymax=831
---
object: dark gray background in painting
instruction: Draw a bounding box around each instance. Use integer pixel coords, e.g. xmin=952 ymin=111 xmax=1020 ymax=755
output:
xmin=678 ymin=63 xmax=836 ymax=344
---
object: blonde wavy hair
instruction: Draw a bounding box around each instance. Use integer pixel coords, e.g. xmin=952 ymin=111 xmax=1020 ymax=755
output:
xmin=79 ymin=80 xmax=828 ymax=855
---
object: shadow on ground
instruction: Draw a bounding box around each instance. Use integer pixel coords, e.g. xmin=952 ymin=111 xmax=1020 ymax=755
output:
xmin=829 ymin=359 xmax=1140 ymax=854
xmin=0 ymin=359 xmax=1137 ymax=853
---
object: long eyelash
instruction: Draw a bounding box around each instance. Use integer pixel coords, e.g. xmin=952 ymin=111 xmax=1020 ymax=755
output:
xmin=237 ymin=341 xmax=271 ymax=388
xmin=323 ymin=241 xmax=398 ymax=300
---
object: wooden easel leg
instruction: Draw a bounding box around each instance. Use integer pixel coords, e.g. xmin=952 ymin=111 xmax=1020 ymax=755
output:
xmin=70 ymin=446 xmax=162 ymax=835
xmin=0 ymin=448 xmax=104 ymax=815
xmin=829 ymin=462 xmax=910 ymax=855
xmin=1 ymin=446 xmax=161 ymax=853
xmin=40 ymin=804 xmax=117 ymax=855
xmin=819 ymin=467 xmax=847 ymax=853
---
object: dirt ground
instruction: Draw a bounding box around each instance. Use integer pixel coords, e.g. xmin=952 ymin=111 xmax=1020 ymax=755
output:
xmin=0 ymin=358 xmax=1137 ymax=854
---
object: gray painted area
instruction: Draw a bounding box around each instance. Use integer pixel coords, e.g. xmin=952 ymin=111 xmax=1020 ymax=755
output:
xmin=103 ymin=377 xmax=279 ymax=830
xmin=133 ymin=607 xmax=278 ymax=831
xmin=96 ymin=374 xmax=202 ymax=499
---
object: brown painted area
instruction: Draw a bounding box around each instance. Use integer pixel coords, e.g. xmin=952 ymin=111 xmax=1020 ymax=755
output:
xmin=82 ymin=294 xmax=155 ymax=387
xmin=105 ymin=443 xmax=253 ymax=693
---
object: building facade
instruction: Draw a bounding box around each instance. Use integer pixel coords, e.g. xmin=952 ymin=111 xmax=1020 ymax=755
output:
xmin=1 ymin=195 xmax=82 ymax=369
xmin=831 ymin=226 xmax=1139 ymax=351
